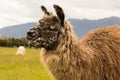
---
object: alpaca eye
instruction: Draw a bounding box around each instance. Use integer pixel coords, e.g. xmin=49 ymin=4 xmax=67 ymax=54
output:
xmin=49 ymin=25 xmax=55 ymax=30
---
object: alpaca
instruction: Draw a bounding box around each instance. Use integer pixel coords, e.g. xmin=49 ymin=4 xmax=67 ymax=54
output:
xmin=16 ymin=46 xmax=25 ymax=56
xmin=26 ymin=4 xmax=120 ymax=80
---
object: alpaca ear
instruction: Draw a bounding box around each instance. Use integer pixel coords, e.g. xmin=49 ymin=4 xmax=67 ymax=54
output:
xmin=41 ymin=5 xmax=50 ymax=15
xmin=53 ymin=4 xmax=65 ymax=27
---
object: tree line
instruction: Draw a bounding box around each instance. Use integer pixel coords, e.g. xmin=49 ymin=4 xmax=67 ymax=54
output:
xmin=0 ymin=37 xmax=28 ymax=47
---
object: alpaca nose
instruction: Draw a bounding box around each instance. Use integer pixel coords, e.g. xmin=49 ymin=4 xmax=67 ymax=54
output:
xmin=27 ymin=30 xmax=33 ymax=36
xmin=27 ymin=30 xmax=36 ymax=40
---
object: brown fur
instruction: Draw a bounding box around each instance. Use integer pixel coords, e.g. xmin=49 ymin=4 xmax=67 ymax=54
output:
xmin=27 ymin=5 xmax=120 ymax=80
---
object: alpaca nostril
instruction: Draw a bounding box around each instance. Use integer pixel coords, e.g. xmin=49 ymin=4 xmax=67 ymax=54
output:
xmin=27 ymin=30 xmax=35 ymax=40
xmin=27 ymin=31 xmax=32 ymax=36
xmin=27 ymin=29 xmax=38 ymax=40
xmin=27 ymin=29 xmax=36 ymax=36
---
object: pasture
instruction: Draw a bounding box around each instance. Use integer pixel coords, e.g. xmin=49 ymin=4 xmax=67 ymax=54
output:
xmin=0 ymin=47 xmax=52 ymax=80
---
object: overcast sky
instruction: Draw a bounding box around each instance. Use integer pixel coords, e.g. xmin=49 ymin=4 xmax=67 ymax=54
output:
xmin=0 ymin=0 xmax=120 ymax=28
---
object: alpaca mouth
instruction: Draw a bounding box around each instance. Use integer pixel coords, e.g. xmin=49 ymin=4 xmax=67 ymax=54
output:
xmin=29 ymin=40 xmax=40 ymax=48
xmin=26 ymin=34 xmax=50 ymax=48
xmin=26 ymin=32 xmax=38 ymax=47
xmin=27 ymin=36 xmax=58 ymax=50
xmin=26 ymin=33 xmax=37 ymax=41
xmin=26 ymin=36 xmax=32 ymax=40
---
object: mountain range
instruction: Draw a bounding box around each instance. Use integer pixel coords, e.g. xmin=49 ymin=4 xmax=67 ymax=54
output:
xmin=0 ymin=16 xmax=120 ymax=38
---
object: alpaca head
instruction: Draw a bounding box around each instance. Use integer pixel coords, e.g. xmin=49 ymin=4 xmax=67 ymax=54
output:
xmin=27 ymin=5 xmax=67 ymax=50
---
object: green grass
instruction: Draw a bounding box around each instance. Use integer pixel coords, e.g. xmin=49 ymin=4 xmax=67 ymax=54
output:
xmin=0 ymin=47 xmax=52 ymax=80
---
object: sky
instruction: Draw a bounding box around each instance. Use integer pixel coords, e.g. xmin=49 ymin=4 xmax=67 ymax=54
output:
xmin=0 ymin=0 xmax=120 ymax=28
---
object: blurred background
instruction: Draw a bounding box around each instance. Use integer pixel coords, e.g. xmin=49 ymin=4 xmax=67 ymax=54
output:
xmin=0 ymin=0 xmax=120 ymax=80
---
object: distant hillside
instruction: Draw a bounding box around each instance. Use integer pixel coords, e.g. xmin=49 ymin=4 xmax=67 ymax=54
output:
xmin=0 ymin=17 xmax=120 ymax=38
xmin=0 ymin=23 xmax=37 ymax=38
xmin=69 ymin=16 xmax=120 ymax=38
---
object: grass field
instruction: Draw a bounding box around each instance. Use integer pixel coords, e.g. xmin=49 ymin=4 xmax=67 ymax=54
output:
xmin=0 ymin=47 xmax=52 ymax=80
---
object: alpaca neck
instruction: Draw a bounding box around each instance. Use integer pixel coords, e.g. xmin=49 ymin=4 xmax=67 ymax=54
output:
xmin=56 ymin=32 xmax=90 ymax=66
